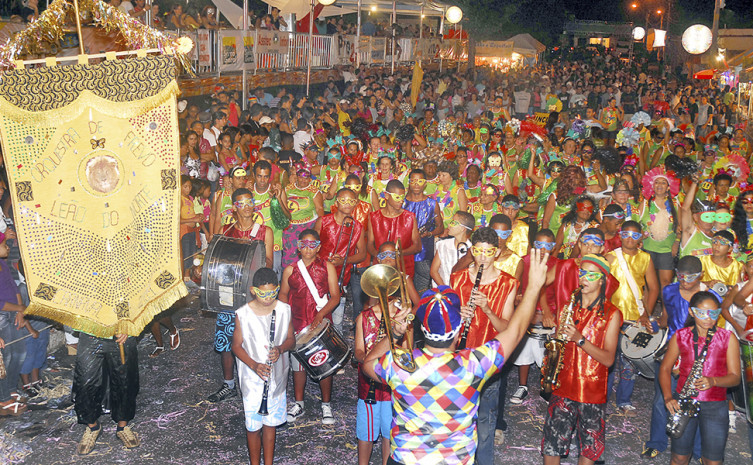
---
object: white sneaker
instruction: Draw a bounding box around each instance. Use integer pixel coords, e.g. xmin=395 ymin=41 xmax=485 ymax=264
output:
xmin=510 ymin=386 xmax=528 ymax=405
xmin=322 ymin=404 xmax=335 ymax=425
xmin=287 ymin=403 xmax=304 ymax=422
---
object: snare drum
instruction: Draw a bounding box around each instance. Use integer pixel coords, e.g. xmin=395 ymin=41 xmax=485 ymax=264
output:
xmin=200 ymin=236 xmax=266 ymax=313
xmin=620 ymin=323 xmax=668 ymax=379
xmin=739 ymin=330 xmax=753 ymax=425
xmin=527 ymin=325 xmax=555 ymax=342
xmin=292 ymin=319 xmax=352 ymax=381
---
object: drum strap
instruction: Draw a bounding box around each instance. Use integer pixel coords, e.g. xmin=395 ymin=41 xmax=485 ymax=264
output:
xmin=615 ymin=248 xmax=646 ymax=316
xmin=297 ymin=260 xmax=328 ymax=311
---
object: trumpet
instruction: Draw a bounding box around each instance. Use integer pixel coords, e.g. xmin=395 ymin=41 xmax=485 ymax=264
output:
xmin=361 ymin=264 xmax=417 ymax=372
xmin=331 ymin=215 xmax=356 ymax=293
xmin=394 ymin=239 xmax=415 ymax=352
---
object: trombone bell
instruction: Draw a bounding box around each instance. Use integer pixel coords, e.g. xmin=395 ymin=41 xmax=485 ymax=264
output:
xmin=361 ymin=264 xmax=417 ymax=372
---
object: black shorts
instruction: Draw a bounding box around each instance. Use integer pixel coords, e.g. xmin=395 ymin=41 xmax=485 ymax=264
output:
xmin=541 ymin=395 xmax=606 ymax=461
xmin=649 ymin=250 xmax=675 ymax=271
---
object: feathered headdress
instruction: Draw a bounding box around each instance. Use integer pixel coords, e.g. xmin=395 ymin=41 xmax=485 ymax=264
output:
xmin=616 ymin=127 xmax=640 ymax=147
xmin=567 ymin=119 xmax=586 ymax=140
xmin=631 ymin=111 xmax=651 ymax=127
xmin=714 ymin=153 xmax=750 ymax=181
xmin=520 ymin=120 xmax=547 ymax=141
xmin=642 ymin=166 xmax=680 ymax=199
xmin=506 ymin=118 xmax=521 ymax=135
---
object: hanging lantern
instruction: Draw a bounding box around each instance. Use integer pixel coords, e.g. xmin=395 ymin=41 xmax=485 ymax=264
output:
xmin=445 ymin=6 xmax=463 ymax=24
xmin=682 ymin=24 xmax=713 ymax=55
xmin=632 ymin=27 xmax=645 ymax=41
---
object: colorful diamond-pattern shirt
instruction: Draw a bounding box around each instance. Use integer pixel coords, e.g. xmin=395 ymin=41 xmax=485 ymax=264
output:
xmin=373 ymin=340 xmax=505 ymax=464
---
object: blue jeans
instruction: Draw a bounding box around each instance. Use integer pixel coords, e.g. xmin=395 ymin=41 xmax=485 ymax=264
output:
xmin=21 ymin=319 xmax=49 ymax=375
xmin=646 ymin=361 xmax=701 ymax=458
xmin=350 ymin=267 xmax=366 ymax=321
xmin=671 ymin=400 xmax=728 ymax=462
xmin=476 ymin=375 xmax=500 ymax=465
xmin=0 ymin=315 xmax=27 ymax=402
xmin=607 ymin=324 xmax=635 ymax=407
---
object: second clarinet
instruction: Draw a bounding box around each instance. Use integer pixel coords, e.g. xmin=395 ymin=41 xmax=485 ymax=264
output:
xmin=258 ymin=308 xmax=277 ymax=416
xmin=457 ymin=264 xmax=484 ymax=350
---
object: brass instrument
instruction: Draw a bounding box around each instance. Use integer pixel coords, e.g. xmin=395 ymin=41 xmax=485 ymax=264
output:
xmin=666 ymin=327 xmax=717 ymax=438
xmin=457 ymin=264 xmax=484 ymax=350
xmin=394 ymin=240 xmax=415 ymax=351
xmin=331 ymin=215 xmax=356 ymax=293
xmin=361 ymin=264 xmax=417 ymax=372
xmin=541 ymin=287 xmax=581 ymax=394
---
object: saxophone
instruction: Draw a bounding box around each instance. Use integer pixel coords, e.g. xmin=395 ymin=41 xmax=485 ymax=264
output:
xmin=666 ymin=327 xmax=716 ymax=438
xmin=541 ymin=287 xmax=581 ymax=394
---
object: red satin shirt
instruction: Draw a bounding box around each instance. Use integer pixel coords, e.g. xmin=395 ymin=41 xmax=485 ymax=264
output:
xmin=450 ymin=268 xmax=518 ymax=349
xmin=676 ymin=326 xmax=731 ymax=402
xmin=369 ymin=209 xmax=417 ymax=277
xmin=287 ymin=257 xmax=331 ymax=333
xmin=554 ymin=300 xmax=622 ymax=404
xmin=318 ymin=214 xmax=363 ymax=286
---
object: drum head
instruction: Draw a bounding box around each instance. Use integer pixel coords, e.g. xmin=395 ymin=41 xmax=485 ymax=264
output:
xmin=296 ymin=320 xmax=330 ymax=347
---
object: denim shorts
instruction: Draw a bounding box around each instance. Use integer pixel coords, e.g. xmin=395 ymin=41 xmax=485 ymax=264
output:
xmin=671 ymin=400 xmax=728 ymax=461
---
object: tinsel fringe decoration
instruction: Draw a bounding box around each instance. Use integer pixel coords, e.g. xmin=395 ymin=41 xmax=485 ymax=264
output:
xmin=594 ymin=147 xmax=623 ymax=175
xmin=0 ymin=0 xmax=194 ymax=74
xmin=664 ymin=154 xmax=698 ymax=180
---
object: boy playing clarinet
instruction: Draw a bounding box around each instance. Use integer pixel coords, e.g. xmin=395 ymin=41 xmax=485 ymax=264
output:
xmin=232 ymin=268 xmax=295 ymax=465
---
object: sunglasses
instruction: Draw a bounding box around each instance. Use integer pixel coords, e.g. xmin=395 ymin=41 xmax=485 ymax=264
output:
xmin=297 ymin=239 xmax=321 ymax=249
xmin=351 ymin=170 xmax=364 ymax=176
xmin=604 ymin=212 xmax=626 ymax=220
xmin=742 ymin=198 xmax=753 ymax=205
xmin=376 ymin=251 xmax=397 ymax=261
xmin=494 ymin=229 xmax=513 ymax=240
xmin=619 ymin=231 xmax=642 ymax=240
xmin=297 ymin=170 xmax=312 ymax=178
xmin=337 ymin=197 xmax=358 ymax=207
xmin=388 ymin=192 xmax=405 ymax=203
xmin=690 ymin=306 xmax=722 ymax=321
xmin=582 ymin=149 xmax=594 ymax=154
xmin=448 ymin=219 xmax=472 ymax=230
xmin=409 ymin=179 xmax=427 ymax=186
xmin=578 ymin=269 xmax=603 ymax=282
xmin=533 ymin=241 xmax=555 ymax=251
xmin=233 ymin=198 xmax=255 ymax=209
xmin=550 ymin=167 xmax=563 ymax=174
xmin=501 ymin=201 xmax=519 ymax=209
xmin=580 ymin=234 xmax=605 ymax=247
xmin=252 ymin=286 xmax=280 ymax=300
xmin=712 ymin=237 xmax=732 ymax=247
xmin=471 ymin=246 xmax=499 ymax=258
xmin=676 ymin=271 xmax=702 ymax=283
xmin=344 ymin=184 xmax=362 ymax=191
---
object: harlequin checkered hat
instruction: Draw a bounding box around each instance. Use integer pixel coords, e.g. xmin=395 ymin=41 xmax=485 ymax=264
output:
xmin=416 ymin=286 xmax=462 ymax=342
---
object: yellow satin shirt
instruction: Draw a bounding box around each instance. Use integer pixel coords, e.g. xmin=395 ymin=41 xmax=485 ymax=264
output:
xmin=493 ymin=252 xmax=522 ymax=278
xmin=700 ymin=255 xmax=743 ymax=326
xmin=606 ymin=249 xmax=651 ymax=322
xmin=507 ymin=220 xmax=530 ymax=258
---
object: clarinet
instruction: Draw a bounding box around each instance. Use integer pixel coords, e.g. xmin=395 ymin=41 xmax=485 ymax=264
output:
xmin=258 ymin=308 xmax=277 ymax=416
xmin=365 ymin=317 xmax=386 ymax=404
xmin=457 ymin=264 xmax=484 ymax=350
xmin=666 ymin=327 xmax=716 ymax=438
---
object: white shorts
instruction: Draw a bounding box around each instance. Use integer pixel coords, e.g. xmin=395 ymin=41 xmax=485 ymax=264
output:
xmin=513 ymin=333 xmax=546 ymax=367
xmin=244 ymin=392 xmax=287 ymax=432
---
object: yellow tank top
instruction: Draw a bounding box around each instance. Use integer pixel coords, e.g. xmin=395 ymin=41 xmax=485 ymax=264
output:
xmin=493 ymin=252 xmax=522 ymax=278
xmin=700 ymin=255 xmax=743 ymax=326
xmin=607 ymin=248 xmax=651 ymax=321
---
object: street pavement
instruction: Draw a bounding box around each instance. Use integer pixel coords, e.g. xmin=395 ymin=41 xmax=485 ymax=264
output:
xmin=2 ymin=292 xmax=752 ymax=464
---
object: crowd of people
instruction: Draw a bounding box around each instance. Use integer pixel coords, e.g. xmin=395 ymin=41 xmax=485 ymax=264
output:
xmin=1 ymin=49 xmax=753 ymax=464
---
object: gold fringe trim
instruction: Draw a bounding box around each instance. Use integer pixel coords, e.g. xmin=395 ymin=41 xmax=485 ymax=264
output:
xmin=25 ymin=281 xmax=188 ymax=338
xmin=0 ymin=80 xmax=179 ymax=127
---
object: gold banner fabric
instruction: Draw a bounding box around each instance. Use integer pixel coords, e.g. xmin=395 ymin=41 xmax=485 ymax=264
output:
xmin=0 ymin=55 xmax=187 ymax=338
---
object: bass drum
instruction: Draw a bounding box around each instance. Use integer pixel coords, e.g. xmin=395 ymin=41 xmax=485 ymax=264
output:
xmin=201 ymin=236 xmax=266 ymax=313
xmin=740 ymin=330 xmax=753 ymax=425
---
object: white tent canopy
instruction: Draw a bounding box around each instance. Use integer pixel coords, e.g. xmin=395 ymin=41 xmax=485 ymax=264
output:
xmin=508 ymin=33 xmax=546 ymax=57
xmin=261 ymin=0 xmax=451 ymax=19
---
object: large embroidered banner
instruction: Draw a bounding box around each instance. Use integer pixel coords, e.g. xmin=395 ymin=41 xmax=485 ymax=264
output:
xmin=0 ymin=54 xmax=187 ymax=337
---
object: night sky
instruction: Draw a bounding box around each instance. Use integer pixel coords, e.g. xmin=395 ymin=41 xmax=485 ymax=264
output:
xmin=562 ymin=0 xmax=750 ymax=25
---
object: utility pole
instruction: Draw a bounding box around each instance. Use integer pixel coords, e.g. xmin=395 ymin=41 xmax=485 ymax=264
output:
xmin=711 ymin=0 xmax=721 ymax=62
